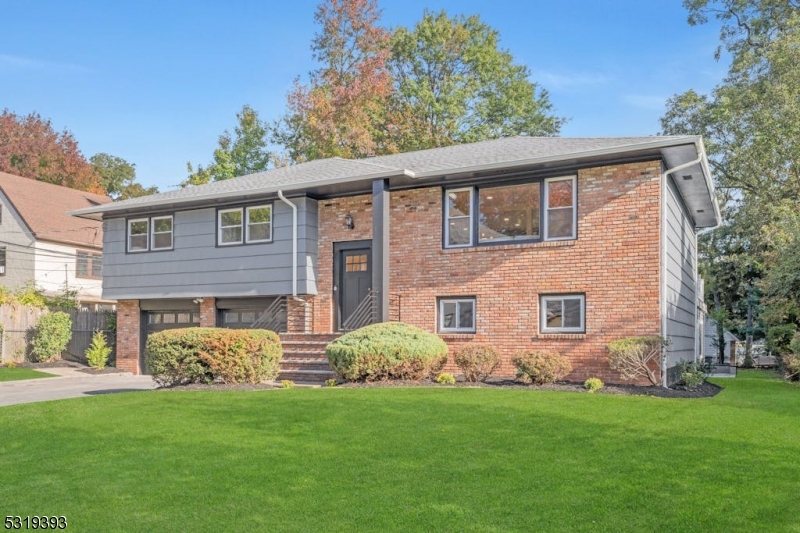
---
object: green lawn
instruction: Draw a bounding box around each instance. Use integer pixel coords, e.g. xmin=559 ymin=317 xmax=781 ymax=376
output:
xmin=0 ymin=370 xmax=797 ymax=532
xmin=0 ymin=366 xmax=56 ymax=382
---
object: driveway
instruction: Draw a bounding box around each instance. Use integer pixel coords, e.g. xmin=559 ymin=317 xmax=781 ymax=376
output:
xmin=0 ymin=366 xmax=157 ymax=407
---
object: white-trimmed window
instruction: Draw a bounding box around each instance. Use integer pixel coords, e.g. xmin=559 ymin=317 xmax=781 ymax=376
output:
xmin=246 ymin=205 xmax=272 ymax=243
xmin=544 ymin=177 xmax=577 ymax=240
xmin=128 ymin=216 xmax=173 ymax=252
xmin=151 ymin=216 xmax=173 ymax=250
xmin=219 ymin=204 xmax=273 ymax=246
xmin=128 ymin=218 xmax=149 ymax=252
xmin=438 ymin=297 xmax=476 ymax=333
xmin=540 ymin=294 xmax=585 ymax=333
xmin=445 ymin=176 xmax=576 ymax=248
xmin=219 ymin=208 xmax=243 ymax=245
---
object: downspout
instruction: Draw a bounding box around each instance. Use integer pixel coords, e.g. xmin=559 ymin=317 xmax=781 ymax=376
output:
xmin=277 ymin=190 xmax=307 ymax=306
xmin=660 ymin=141 xmax=706 ymax=387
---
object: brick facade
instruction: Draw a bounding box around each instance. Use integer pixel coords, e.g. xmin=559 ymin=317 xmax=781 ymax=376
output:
xmin=314 ymin=161 xmax=663 ymax=384
xmin=199 ymin=297 xmax=216 ymax=327
xmin=115 ymin=300 xmax=141 ymax=374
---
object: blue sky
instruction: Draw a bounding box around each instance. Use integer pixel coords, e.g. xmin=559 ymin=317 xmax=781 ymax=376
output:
xmin=0 ymin=1 xmax=725 ymax=192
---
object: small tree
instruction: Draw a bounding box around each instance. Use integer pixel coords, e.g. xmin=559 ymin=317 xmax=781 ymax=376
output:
xmin=31 ymin=312 xmax=72 ymax=362
xmin=85 ymin=330 xmax=112 ymax=369
xmin=607 ymin=336 xmax=668 ymax=386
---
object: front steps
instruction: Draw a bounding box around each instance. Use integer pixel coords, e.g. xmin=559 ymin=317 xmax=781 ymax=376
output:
xmin=278 ymin=333 xmax=339 ymax=384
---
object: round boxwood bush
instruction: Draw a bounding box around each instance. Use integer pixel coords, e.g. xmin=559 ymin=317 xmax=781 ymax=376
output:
xmin=326 ymin=322 xmax=447 ymax=382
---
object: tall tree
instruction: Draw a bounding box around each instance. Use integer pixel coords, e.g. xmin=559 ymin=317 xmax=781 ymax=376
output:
xmin=388 ymin=10 xmax=565 ymax=152
xmin=0 ymin=110 xmax=104 ymax=193
xmin=662 ymin=1 xmax=800 ymax=351
xmin=90 ymin=153 xmax=158 ymax=200
xmin=184 ymin=105 xmax=271 ymax=186
xmin=274 ymin=0 xmax=393 ymax=162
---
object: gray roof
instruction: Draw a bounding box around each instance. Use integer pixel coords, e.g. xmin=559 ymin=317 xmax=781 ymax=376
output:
xmin=71 ymin=135 xmax=720 ymax=227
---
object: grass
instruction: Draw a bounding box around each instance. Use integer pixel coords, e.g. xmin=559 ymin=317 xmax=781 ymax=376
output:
xmin=0 ymin=366 xmax=56 ymax=382
xmin=0 ymin=370 xmax=798 ymax=532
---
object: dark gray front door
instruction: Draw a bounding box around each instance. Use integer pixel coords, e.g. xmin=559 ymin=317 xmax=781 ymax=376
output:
xmin=334 ymin=241 xmax=372 ymax=330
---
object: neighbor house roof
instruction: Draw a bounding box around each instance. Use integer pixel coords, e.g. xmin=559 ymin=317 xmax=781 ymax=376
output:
xmin=0 ymin=171 xmax=111 ymax=248
xmin=71 ymin=135 xmax=721 ymax=228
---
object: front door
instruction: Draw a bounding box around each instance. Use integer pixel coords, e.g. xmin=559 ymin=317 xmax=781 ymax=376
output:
xmin=334 ymin=241 xmax=372 ymax=330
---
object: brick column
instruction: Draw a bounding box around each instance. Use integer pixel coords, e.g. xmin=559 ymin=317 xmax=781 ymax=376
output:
xmin=199 ymin=297 xmax=216 ymax=327
xmin=116 ymin=300 xmax=141 ymax=375
xmin=286 ymin=296 xmax=313 ymax=333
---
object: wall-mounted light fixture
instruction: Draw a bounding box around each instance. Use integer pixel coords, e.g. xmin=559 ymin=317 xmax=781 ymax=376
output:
xmin=193 ymin=298 xmax=205 ymax=304
xmin=344 ymin=214 xmax=355 ymax=230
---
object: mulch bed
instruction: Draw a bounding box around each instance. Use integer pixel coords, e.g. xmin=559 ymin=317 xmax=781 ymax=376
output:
xmin=161 ymin=377 xmax=722 ymax=398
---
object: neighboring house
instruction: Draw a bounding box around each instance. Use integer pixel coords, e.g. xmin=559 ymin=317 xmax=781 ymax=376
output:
xmin=702 ymin=315 xmax=740 ymax=364
xmin=72 ymin=136 xmax=720 ymax=385
xmin=0 ymin=171 xmax=114 ymax=308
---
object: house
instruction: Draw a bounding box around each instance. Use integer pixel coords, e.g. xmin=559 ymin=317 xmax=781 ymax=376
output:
xmin=71 ymin=136 xmax=720 ymax=385
xmin=0 ymin=171 xmax=114 ymax=308
xmin=702 ymin=315 xmax=740 ymax=364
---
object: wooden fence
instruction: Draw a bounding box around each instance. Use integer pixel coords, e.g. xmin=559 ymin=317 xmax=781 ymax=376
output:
xmin=0 ymin=305 xmax=116 ymax=365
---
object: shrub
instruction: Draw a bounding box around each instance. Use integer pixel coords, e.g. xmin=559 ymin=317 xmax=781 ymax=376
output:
xmin=607 ymin=336 xmax=668 ymax=386
xmin=145 ymin=328 xmax=282 ymax=387
xmin=454 ymin=345 xmax=500 ymax=382
xmin=280 ymin=379 xmax=295 ymax=389
xmin=584 ymin=377 xmax=604 ymax=392
xmin=676 ymin=359 xmax=707 ymax=389
xmin=85 ymin=330 xmax=112 ymax=369
xmin=767 ymin=324 xmax=797 ymax=355
xmin=325 ymin=378 xmax=337 ymax=387
xmin=4 ymin=361 xmax=16 ymax=369
xmin=31 ymin=311 xmax=72 ymax=362
xmin=513 ymin=350 xmax=572 ymax=384
xmin=325 ymin=322 xmax=447 ymax=382
xmin=781 ymin=340 xmax=800 ymax=381
xmin=435 ymin=372 xmax=456 ymax=385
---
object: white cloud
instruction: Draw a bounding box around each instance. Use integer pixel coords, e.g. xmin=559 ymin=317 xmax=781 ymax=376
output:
xmin=532 ymin=69 xmax=612 ymax=89
xmin=0 ymin=54 xmax=90 ymax=73
xmin=622 ymin=94 xmax=668 ymax=111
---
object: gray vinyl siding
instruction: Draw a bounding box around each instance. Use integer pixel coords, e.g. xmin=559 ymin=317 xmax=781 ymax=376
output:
xmin=663 ymin=176 xmax=697 ymax=371
xmin=0 ymin=191 xmax=36 ymax=290
xmin=102 ymin=198 xmax=318 ymax=300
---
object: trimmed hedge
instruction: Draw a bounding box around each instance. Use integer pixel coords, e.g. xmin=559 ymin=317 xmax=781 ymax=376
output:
xmin=326 ymin=322 xmax=447 ymax=382
xmin=145 ymin=328 xmax=282 ymax=387
xmin=513 ymin=350 xmax=572 ymax=384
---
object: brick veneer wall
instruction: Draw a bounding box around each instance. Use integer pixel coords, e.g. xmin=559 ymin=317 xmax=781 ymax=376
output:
xmin=315 ymin=161 xmax=663 ymax=384
xmin=116 ymin=300 xmax=141 ymax=374
xmin=199 ymin=297 xmax=216 ymax=327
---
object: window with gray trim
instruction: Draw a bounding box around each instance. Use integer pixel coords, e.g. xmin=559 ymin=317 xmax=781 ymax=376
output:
xmin=76 ymin=251 xmax=102 ymax=279
xmin=438 ymin=297 xmax=476 ymax=333
xmin=445 ymin=176 xmax=576 ymax=248
xmin=218 ymin=204 xmax=272 ymax=245
xmin=540 ymin=294 xmax=585 ymax=333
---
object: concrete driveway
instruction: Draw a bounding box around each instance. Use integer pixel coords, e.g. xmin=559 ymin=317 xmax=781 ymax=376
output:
xmin=0 ymin=366 xmax=157 ymax=407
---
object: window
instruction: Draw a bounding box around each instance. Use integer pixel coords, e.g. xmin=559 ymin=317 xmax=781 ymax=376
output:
xmin=246 ymin=205 xmax=272 ymax=243
xmin=76 ymin=251 xmax=102 ymax=279
xmin=540 ymin=294 xmax=585 ymax=333
xmin=128 ymin=216 xmax=173 ymax=252
xmin=445 ymin=188 xmax=472 ymax=247
xmin=218 ymin=204 xmax=273 ymax=246
xmin=479 ymin=183 xmax=540 ymax=242
xmin=438 ymin=297 xmax=476 ymax=333
xmin=0 ymin=247 xmax=5 ymax=276
xmin=151 ymin=216 xmax=173 ymax=250
xmin=444 ymin=176 xmax=575 ymax=248
xmin=128 ymin=218 xmax=149 ymax=252
xmin=544 ymin=177 xmax=577 ymax=240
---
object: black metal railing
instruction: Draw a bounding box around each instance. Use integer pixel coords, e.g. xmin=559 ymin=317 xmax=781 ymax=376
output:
xmin=251 ymin=296 xmax=288 ymax=332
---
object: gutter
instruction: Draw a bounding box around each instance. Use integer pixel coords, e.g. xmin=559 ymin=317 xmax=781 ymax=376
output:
xmin=277 ymin=190 xmax=300 ymax=301
xmin=658 ymin=139 xmax=716 ymax=387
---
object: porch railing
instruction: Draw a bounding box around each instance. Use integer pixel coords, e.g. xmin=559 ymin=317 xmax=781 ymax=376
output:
xmin=341 ymin=290 xmax=402 ymax=332
xmin=251 ymin=296 xmax=288 ymax=332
